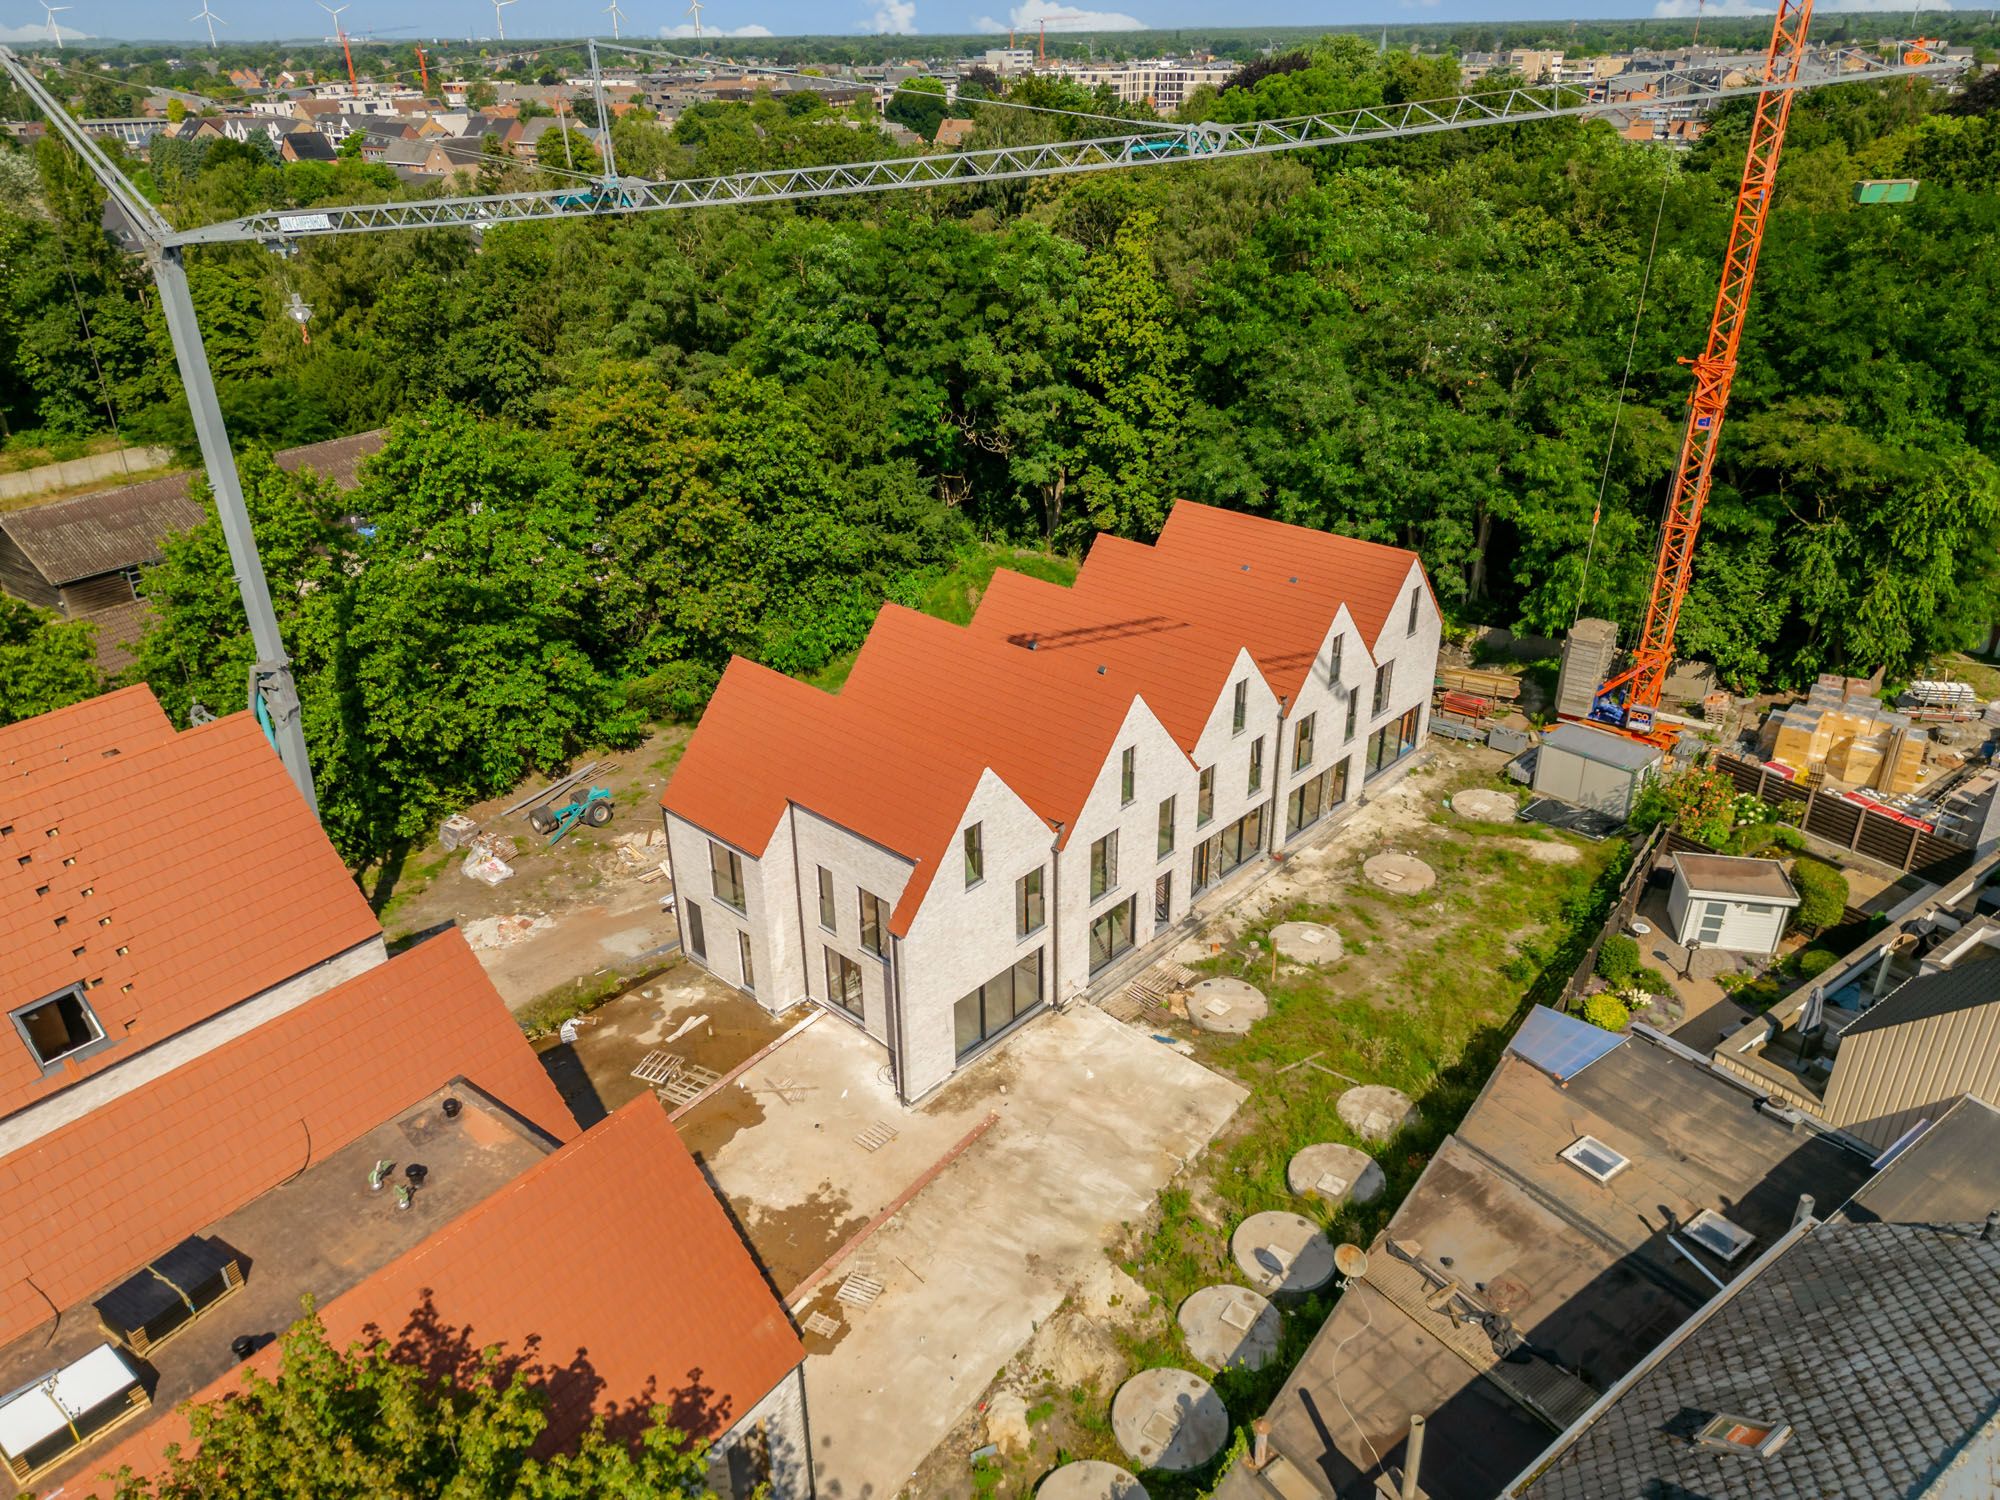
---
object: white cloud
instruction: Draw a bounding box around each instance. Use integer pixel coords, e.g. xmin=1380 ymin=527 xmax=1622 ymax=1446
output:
xmin=974 ymin=0 xmax=1145 ymax=34
xmin=658 ymin=21 xmax=776 ymax=35
xmin=0 ymin=21 xmax=89 ymax=41
xmin=867 ymin=0 xmax=918 ymax=33
xmin=1653 ymin=0 xmax=1948 ymax=11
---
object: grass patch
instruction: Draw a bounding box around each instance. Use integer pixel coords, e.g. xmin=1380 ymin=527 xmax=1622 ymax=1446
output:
xmin=515 ymin=954 xmax=687 ymax=1039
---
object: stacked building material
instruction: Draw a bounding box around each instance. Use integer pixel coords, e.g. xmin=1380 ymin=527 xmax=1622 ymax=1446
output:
xmin=1760 ymin=675 xmax=1930 ymax=794
xmin=1557 ymin=619 xmax=1619 ymax=720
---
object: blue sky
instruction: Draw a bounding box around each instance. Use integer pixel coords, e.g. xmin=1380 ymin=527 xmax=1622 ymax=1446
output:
xmin=0 ymin=0 xmax=1942 ymax=46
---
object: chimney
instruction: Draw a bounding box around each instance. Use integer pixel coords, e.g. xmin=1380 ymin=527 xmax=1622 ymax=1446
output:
xmin=1984 ymin=1209 xmax=1998 ymax=1243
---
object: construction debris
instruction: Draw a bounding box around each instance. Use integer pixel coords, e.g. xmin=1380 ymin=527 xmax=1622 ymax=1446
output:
xmin=461 ymin=913 xmax=554 ymax=951
xmin=460 ymin=834 xmax=517 ymax=886
xmin=438 ymin=813 xmax=482 ymax=851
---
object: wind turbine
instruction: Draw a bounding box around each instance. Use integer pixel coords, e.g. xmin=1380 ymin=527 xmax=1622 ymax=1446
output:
xmin=491 ymin=0 xmax=517 ymax=41
xmin=190 ymin=0 xmax=225 ymax=49
xmin=39 ymin=0 xmax=70 ymax=48
xmin=685 ymin=0 xmax=703 ymax=39
xmin=315 ymin=0 xmax=358 ymax=97
xmin=602 ymin=0 xmax=625 ymax=38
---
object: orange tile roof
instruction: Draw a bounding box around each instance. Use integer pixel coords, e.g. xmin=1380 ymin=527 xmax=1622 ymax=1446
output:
xmin=86 ymin=1096 xmax=800 ymax=1493
xmin=0 ymin=684 xmax=173 ymax=789
xmin=0 ymin=706 xmax=379 ymax=1118
xmin=0 ymin=930 xmax=571 ymax=1350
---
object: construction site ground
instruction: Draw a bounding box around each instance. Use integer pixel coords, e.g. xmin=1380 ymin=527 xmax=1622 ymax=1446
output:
xmin=374 ymin=726 xmax=691 ymax=1008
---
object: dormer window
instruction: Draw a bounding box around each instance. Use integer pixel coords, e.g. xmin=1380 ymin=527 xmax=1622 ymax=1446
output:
xmin=11 ymin=986 xmax=106 ymax=1072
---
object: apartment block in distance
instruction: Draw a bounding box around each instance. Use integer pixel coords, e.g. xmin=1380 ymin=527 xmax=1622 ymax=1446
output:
xmin=663 ymin=502 xmax=1440 ymax=1103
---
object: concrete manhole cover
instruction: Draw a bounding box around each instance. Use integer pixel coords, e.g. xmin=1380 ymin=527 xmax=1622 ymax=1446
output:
xmin=1231 ymin=1211 xmax=1336 ymax=1295
xmin=1187 ymin=977 xmax=1267 ymax=1035
xmin=1271 ymin=921 xmax=1344 ymax=965
xmin=1337 ymin=1085 xmax=1419 ymax=1142
xmin=1110 ymin=1369 xmax=1228 ymax=1472
xmin=1286 ymin=1143 xmax=1385 ymax=1206
xmin=1451 ymin=788 xmax=1519 ymax=822
xmin=1037 ymin=1461 xmax=1149 ymax=1500
xmin=1178 ymin=1285 xmax=1281 ymax=1371
xmin=1363 ymin=852 xmax=1437 ymax=893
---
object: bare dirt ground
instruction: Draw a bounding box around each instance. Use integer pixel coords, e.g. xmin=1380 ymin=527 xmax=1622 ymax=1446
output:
xmin=376 ymin=727 xmax=690 ymax=1007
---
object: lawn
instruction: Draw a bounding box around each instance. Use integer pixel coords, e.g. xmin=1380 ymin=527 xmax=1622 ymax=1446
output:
xmin=972 ymin=756 xmax=1631 ymax=1495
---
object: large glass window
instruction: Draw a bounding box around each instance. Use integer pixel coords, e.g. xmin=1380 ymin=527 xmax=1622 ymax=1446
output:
xmin=1090 ymin=831 xmax=1118 ymax=900
xmin=709 ymin=841 xmax=746 ymax=912
xmin=1231 ymin=679 xmax=1247 ymax=734
xmin=1248 ymin=736 xmax=1264 ymax=795
xmin=684 ymin=901 xmax=706 ymax=960
xmin=1088 ymin=898 xmax=1136 ymax=974
xmin=1016 ymin=867 xmax=1046 ymax=938
xmin=825 ymin=948 xmax=863 ymax=1016
xmin=859 ymin=890 xmax=887 ymax=957
xmin=954 ymin=949 xmax=1043 ymax=1058
xmin=1158 ymin=796 xmax=1176 ymax=857
xmin=1293 ymin=713 xmax=1316 ymax=773
xmin=1197 ymin=766 xmax=1215 ymax=828
xmin=737 ymin=930 xmax=756 ymax=992
xmin=1372 ymin=660 xmax=1395 ymax=716
xmin=1192 ymin=804 xmax=1266 ymax=895
xmin=1288 ymin=761 xmax=1351 ymax=837
xmin=1120 ymin=746 xmax=1136 ymax=806
xmin=817 ymin=866 xmax=836 ymax=931
xmin=964 ymin=823 xmax=984 ymax=887
xmin=1366 ymin=705 xmax=1423 ymax=781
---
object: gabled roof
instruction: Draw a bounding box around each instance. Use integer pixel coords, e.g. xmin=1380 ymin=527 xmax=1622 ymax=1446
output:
xmin=0 ymin=475 xmax=205 ymax=586
xmin=1844 ymin=958 xmax=2000 ymax=1039
xmin=1153 ymin=501 xmax=1431 ymax=655
xmin=274 ymin=428 xmax=386 ymax=490
xmin=0 ymin=684 xmax=173 ymax=788
xmin=0 ymin=929 xmax=572 ymax=1352
xmin=86 ymin=1095 xmax=800 ymax=1493
xmin=0 ymin=704 xmax=379 ymax=1118
xmin=282 ymin=129 xmax=338 ymax=159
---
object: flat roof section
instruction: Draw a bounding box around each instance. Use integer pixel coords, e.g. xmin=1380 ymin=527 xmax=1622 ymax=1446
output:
xmin=1539 ymin=722 xmax=1663 ymax=773
xmin=1671 ymin=852 xmax=1801 ymax=905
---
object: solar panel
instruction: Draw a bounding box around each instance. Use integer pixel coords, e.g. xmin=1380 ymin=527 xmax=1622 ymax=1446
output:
xmin=1508 ymin=1004 xmax=1628 ymax=1082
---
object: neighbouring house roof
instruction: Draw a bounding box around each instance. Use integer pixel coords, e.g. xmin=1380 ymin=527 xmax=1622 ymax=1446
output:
xmin=282 ymin=129 xmax=338 ymax=160
xmin=275 ymin=427 xmax=387 ymax=490
xmin=933 ymin=116 xmax=976 ymax=146
xmin=1842 ymin=958 xmax=2000 ymax=1040
xmin=0 ymin=476 xmax=204 ymax=587
xmin=1539 ymin=720 xmax=1663 ymax=773
xmin=83 ymin=597 xmax=154 ymax=676
xmin=82 ymin=1094 xmax=801 ymax=1495
xmin=0 ymin=930 xmax=572 ymax=1357
xmin=1670 ymin=852 xmax=1800 ymax=905
xmin=1511 ymin=1214 xmax=2000 ymax=1499
xmin=1838 ymin=1095 xmax=2000 ymax=1225
xmin=0 ymin=702 xmax=380 ymax=1119
xmin=0 ymin=684 xmax=173 ymax=787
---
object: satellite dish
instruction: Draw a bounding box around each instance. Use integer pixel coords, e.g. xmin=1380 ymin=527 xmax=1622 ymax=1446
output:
xmin=1334 ymin=1243 xmax=1370 ymax=1279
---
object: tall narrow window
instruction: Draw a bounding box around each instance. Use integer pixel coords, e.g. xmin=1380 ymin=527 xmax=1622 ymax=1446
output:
xmin=1328 ymin=637 xmax=1343 ymax=687
xmin=1293 ymin=713 xmax=1316 ymax=773
xmin=1345 ymin=689 xmax=1359 ymax=742
xmin=709 ymin=841 xmax=746 ymax=912
xmin=1090 ymin=831 xmax=1118 ymax=900
xmin=1120 ymin=746 xmax=1136 ymax=806
xmin=817 ymin=866 xmax=836 ymax=931
xmin=1197 ymin=766 xmax=1215 ymax=827
xmin=859 ymin=890 xmax=887 ymax=957
xmin=1373 ymin=661 xmax=1394 ymax=716
xmin=825 ymin=948 xmax=862 ymax=1016
xmin=1248 ymin=736 xmax=1264 ymax=795
xmin=964 ymin=823 xmax=984 ymax=887
xmin=1408 ymin=585 xmax=1421 ymax=634
xmin=1016 ymin=867 xmax=1046 ymax=938
xmin=737 ymin=931 xmax=756 ymax=992
xmin=1158 ymin=796 xmax=1177 ymax=857
xmin=1231 ymin=680 xmax=1248 ymax=734
xmin=684 ymin=901 xmax=706 ymax=960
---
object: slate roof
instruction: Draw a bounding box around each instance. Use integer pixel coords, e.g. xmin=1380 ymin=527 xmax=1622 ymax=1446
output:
xmin=1844 ymin=959 xmax=2000 ymax=1039
xmin=1511 ymin=1217 xmax=2000 ymax=1499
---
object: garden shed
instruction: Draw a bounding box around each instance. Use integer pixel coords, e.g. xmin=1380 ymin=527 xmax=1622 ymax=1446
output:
xmin=1532 ymin=722 xmax=1662 ymax=821
xmin=1667 ymin=853 xmax=1800 ymax=957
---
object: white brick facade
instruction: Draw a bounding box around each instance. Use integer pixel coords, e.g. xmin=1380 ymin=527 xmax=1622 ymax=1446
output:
xmin=705 ymin=1362 xmax=812 ymax=1499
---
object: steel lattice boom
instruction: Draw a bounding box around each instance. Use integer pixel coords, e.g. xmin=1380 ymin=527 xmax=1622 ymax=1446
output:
xmin=158 ymin=63 xmax=1959 ymax=250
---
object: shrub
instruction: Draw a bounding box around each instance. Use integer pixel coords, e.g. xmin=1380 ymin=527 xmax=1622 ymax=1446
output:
xmin=1582 ymin=992 xmax=1630 ymax=1031
xmin=1596 ymin=934 xmax=1641 ymax=986
xmin=1738 ymin=976 xmax=1784 ymax=1009
xmin=1633 ymin=965 xmax=1673 ymax=995
xmin=1797 ymin=948 xmax=1839 ymax=979
xmin=1790 ymin=858 xmax=1849 ymax=936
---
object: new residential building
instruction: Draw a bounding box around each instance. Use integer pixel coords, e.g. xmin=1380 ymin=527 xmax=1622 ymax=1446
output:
xmin=662 ymin=503 xmax=1439 ymax=1103
xmin=1064 ymin=59 xmax=1239 ymax=112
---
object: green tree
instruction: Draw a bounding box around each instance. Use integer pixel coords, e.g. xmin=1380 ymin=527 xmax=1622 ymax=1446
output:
xmin=884 ymin=77 xmax=949 ymax=142
xmin=0 ymin=595 xmax=101 ymax=725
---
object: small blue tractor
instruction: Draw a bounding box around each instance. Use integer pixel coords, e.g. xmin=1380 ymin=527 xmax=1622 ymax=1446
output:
xmin=528 ymin=786 xmax=614 ymax=843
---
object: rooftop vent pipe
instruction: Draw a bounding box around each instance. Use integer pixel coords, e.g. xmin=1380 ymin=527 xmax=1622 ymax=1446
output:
xmin=442 ymin=1097 xmax=462 ymax=1119
xmin=1984 ymin=1209 xmax=1998 ymax=1243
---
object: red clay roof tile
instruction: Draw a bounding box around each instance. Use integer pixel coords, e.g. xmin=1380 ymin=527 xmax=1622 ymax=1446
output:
xmin=0 ymin=685 xmax=174 ymax=788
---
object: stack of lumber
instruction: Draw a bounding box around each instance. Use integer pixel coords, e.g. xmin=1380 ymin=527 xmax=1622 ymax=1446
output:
xmin=1437 ymin=666 xmax=1522 ymax=702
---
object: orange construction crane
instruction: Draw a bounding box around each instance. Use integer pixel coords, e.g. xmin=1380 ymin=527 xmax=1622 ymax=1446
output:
xmin=1589 ymin=0 xmax=1816 ymax=743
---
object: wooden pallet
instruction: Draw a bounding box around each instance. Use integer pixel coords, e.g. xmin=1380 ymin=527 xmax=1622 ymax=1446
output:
xmin=632 ymin=1050 xmax=679 ymax=1085
xmin=656 ymin=1063 xmax=720 ymax=1110
xmin=853 ymin=1120 xmax=900 ymax=1153
xmin=802 ymin=1311 xmax=842 ymax=1339
xmin=835 ymin=1274 xmax=885 ymax=1308
xmin=1107 ymin=960 xmax=1200 ymax=1021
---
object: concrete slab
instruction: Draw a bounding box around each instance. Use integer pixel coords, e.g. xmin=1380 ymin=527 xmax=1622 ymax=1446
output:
xmin=694 ymin=1006 xmax=1245 ymax=1500
xmin=1337 ymin=1084 xmax=1420 ymax=1142
xmin=1037 ymin=1460 xmax=1149 ymax=1500
xmin=1364 ymin=851 xmax=1437 ymax=893
xmin=1111 ymin=1367 xmax=1229 ymax=1473
xmin=1187 ymin=976 xmax=1268 ymax=1034
xmin=1231 ymin=1211 xmax=1336 ymax=1295
xmin=1178 ymin=1285 xmax=1281 ymax=1372
xmin=1271 ymin=921 xmax=1344 ymax=965
xmin=1451 ymin=788 xmax=1519 ymax=822
xmin=1286 ymin=1142 xmax=1385 ymax=1207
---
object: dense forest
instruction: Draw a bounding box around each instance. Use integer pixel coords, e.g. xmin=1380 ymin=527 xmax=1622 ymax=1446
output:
xmin=2 ymin=37 xmax=1997 ymax=869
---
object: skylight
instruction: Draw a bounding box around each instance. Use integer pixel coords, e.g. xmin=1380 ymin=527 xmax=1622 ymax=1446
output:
xmin=10 ymin=986 xmax=106 ymax=1071
xmin=1697 ymin=1412 xmax=1794 ymax=1458
xmin=1560 ymin=1135 xmax=1630 ymax=1184
xmin=1684 ymin=1209 xmax=1757 ymax=1262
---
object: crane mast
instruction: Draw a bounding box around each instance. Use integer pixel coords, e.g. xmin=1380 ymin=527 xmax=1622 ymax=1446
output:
xmin=1592 ymin=0 xmax=1815 ymax=741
